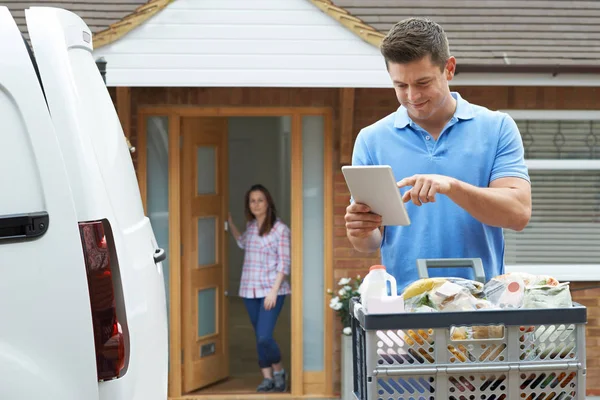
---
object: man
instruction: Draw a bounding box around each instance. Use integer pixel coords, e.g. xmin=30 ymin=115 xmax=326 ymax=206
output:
xmin=345 ymin=17 xmax=532 ymax=293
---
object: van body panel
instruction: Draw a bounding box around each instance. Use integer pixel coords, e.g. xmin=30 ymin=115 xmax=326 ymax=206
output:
xmin=0 ymin=7 xmax=99 ymax=399
xmin=26 ymin=7 xmax=168 ymax=400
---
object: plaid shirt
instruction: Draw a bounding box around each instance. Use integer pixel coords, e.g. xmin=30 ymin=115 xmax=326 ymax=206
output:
xmin=237 ymin=219 xmax=291 ymax=298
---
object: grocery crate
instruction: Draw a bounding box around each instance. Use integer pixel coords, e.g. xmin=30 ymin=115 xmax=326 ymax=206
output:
xmin=350 ymin=258 xmax=587 ymax=400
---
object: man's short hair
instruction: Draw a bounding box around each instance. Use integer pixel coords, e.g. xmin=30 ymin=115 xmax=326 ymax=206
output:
xmin=380 ymin=17 xmax=450 ymax=71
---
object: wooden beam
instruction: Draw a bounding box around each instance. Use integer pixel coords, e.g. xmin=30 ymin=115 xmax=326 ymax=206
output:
xmin=308 ymin=0 xmax=384 ymax=48
xmin=93 ymin=0 xmax=173 ymax=49
xmin=290 ymin=113 xmax=304 ymax=397
xmin=168 ymin=115 xmax=182 ymax=398
xmin=116 ymin=86 xmax=132 ymax=138
xmin=339 ymin=88 xmax=355 ymax=165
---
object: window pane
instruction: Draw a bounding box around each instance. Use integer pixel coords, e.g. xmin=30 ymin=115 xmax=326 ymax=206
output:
xmin=198 ymin=287 xmax=217 ymax=337
xmin=197 ymin=146 xmax=216 ymax=195
xmin=302 ymin=115 xmax=324 ymax=371
xmin=505 ymin=170 xmax=600 ymax=264
xmin=515 ymin=120 xmax=600 ymax=159
xmin=146 ymin=116 xmax=170 ymax=312
xmin=198 ymin=217 xmax=216 ymax=266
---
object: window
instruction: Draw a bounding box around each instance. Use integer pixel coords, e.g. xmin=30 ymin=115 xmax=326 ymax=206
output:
xmin=503 ymin=111 xmax=600 ymax=281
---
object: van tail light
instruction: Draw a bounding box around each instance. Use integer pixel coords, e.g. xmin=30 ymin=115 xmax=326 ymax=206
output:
xmin=79 ymin=220 xmax=126 ymax=381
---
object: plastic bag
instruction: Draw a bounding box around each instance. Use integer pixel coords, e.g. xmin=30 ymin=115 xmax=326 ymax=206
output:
xmin=499 ymin=272 xmax=559 ymax=287
xmin=483 ymin=274 xmax=526 ymax=309
xmin=429 ymin=281 xmax=481 ymax=311
xmin=405 ymin=280 xmax=488 ymax=312
xmin=522 ymin=282 xmax=573 ymax=309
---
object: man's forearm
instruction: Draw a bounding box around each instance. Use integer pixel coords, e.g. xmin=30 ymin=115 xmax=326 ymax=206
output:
xmin=348 ymin=228 xmax=383 ymax=253
xmin=448 ymin=179 xmax=531 ymax=231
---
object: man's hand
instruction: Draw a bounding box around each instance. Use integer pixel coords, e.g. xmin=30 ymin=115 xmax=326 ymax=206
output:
xmin=344 ymin=202 xmax=382 ymax=238
xmin=397 ymin=174 xmax=457 ymax=206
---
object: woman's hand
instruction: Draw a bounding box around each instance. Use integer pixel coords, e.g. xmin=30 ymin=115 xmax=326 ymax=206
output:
xmin=264 ymin=290 xmax=278 ymax=311
xmin=228 ymin=212 xmax=242 ymax=242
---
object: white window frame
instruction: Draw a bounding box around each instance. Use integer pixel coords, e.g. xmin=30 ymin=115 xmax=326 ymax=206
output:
xmin=500 ymin=110 xmax=600 ymax=281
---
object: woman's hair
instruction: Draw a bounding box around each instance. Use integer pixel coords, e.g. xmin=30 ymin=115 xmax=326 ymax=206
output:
xmin=244 ymin=184 xmax=277 ymax=236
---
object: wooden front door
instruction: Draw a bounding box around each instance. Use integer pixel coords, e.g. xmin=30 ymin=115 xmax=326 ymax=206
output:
xmin=181 ymin=117 xmax=229 ymax=393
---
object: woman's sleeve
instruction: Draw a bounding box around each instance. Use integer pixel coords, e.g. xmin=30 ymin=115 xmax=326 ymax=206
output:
xmin=276 ymin=224 xmax=291 ymax=275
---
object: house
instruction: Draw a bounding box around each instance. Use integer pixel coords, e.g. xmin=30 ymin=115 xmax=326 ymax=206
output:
xmin=7 ymin=0 xmax=600 ymax=398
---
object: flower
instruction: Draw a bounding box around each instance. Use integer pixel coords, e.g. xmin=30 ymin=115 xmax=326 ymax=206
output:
xmin=330 ymin=297 xmax=343 ymax=311
xmin=338 ymin=277 xmax=351 ymax=286
xmin=327 ymin=274 xmax=363 ymax=334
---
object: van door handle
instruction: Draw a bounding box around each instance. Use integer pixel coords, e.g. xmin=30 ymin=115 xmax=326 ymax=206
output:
xmin=0 ymin=212 xmax=49 ymax=241
xmin=154 ymin=248 xmax=166 ymax=263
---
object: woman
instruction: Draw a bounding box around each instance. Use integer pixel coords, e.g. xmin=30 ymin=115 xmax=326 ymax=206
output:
xmin=228 ymin=184 xmax=291 ymax=393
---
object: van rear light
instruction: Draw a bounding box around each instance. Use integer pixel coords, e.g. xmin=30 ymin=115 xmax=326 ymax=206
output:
xmin=79 ymin=220 xmax=126 ymax=381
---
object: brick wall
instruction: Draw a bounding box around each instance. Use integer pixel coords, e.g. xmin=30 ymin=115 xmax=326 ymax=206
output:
xmin=123 ymin=86 xmax=600 ymax=396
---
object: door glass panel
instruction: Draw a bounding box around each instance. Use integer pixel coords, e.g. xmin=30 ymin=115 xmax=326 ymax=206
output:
xmin=197 ymin=217 xmax=216 ymax=266
xmin=146 ymin=116 xmax=170 ymax=314
xmin=197 ymin=146 xmax=216 ymax=195
xmin=301 ymin=115 xmax=325 ymax=371
xmin=197 ymin=287 xmax=217 ymax=337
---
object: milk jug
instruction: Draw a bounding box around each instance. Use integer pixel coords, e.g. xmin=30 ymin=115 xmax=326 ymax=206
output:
xmin=360 ymin=265 xmax=403 ymax=314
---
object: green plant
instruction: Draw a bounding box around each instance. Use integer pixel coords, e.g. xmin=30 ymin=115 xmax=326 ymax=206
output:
xmin=327 ymin=275 xmax=363 ymax=335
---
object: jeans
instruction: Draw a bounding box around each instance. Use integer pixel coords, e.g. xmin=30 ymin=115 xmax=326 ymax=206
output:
xmin=242 ymin=295 xmax=286 ymax=369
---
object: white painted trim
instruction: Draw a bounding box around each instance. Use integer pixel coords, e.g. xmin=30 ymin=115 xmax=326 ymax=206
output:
xmin=451 ymin=73 xmax=600 ymax=87
xmin=506 ymin=264 xmax=600 ymax=281
xmin=525 ymin=160 xmax=600 ymax=170
xmin=502 ymin=110 xmax=600 ymax=120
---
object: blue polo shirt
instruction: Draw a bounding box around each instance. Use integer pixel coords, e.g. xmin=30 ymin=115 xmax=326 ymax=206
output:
xmin=352 ymin=92 xmax=530 ymax=294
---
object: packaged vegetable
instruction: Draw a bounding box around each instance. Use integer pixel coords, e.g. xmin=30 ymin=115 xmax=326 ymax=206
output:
xmin=483 ymin=274 xmax=526 ymax=309
xmin=522 ymin=282 xmax=573 ymax=309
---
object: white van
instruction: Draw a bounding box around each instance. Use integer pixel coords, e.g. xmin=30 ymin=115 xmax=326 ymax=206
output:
xmin=0 ymin=6 xmax=168 ymax=400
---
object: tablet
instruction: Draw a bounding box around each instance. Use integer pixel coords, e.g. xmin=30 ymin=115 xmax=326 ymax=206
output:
xmin=341 ymin=165 xmax=411 ymax=226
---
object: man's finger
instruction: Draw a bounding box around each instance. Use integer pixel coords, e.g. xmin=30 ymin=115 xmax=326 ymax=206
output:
xmin=347 ymin=202 xmax=371 ymax=213
xmin=419 ymin=181 xmax=431 ymax=204
xmin=346 ymin=220 xmax=380 ymax=230
xmin=347 ymin=228 xmax=374 ymax=238
xmin=410 ymin=179 xmax=423 ymax=206
xmin=427 ymin=184 xmax=437 ymax=202
xmin=397 ymin=176 xmax=416 ymax=188
xmin=346 ymin=211 xmax=382 ymax=222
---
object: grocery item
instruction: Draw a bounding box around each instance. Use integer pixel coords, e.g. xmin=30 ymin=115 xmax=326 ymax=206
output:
xmin=522 ymin=282 xmax=573 ymax=309
xmin=403 ymin=277 xmax=485 ymax=312
xmin=497 ymin=272 xmax=559 ymax=287
xmin=401 ymin=271 xmax=570 ymax=314
xmin=359 ymin=265 xmax=403 ymax=314
xmin=484 ymin=274 xmax=526 ymax=309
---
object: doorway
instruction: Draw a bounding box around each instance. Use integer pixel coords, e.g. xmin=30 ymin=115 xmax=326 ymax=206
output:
xmin=138 ymin=106 xmax=334 ymax=400
xmin=191 ymin=116 xmax=292 ymax=395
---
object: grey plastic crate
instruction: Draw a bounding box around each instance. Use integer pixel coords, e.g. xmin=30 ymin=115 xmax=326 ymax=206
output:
xmin=351 ymin=299 xmax=587 ymax=400
xmin=350 ymin=259 xmax=587 ymax=400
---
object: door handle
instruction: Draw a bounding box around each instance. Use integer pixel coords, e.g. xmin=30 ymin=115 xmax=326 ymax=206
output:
xmin=154 ymin=248 xmax=166 ymax=263
xmin=0 ymin=212 xmax=49 ymax=241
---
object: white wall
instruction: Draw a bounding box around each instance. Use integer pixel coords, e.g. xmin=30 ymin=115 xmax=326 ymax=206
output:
xmin=92 ymin=0 xmax=388 ymax=87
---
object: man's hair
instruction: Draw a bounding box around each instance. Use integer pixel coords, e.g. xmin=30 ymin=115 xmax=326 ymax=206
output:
xmin=380 ymin=17 xmax=450 ymax=70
